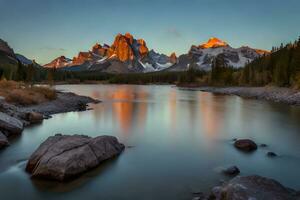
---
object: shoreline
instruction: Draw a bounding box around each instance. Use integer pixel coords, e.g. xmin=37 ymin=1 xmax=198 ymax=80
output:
xmin=178 ymin=86 xmax=300 ymax=106
xmin=0 ymin=91 xmax=99 ymax=149
xmin=19 ymin=91 xmax=100 ymax=115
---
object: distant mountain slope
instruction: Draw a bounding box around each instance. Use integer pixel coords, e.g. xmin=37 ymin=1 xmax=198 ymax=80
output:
xmin=15 ymin=54 xmax=34 ymax=65
xmin=168 ymin=37 xmax=269 ymax=71
xmin=44 ymin=33 xmax=177 ymax=73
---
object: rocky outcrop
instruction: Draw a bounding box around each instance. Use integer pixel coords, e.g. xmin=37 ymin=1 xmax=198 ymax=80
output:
xmin=92 ymin=43 xmax=109 ymax=57
xmin=26 ymin=134 xmax=125 ymax=181
xmin=234 ymin=139 xmax=257 ymax=152
xmin=0 ymin=112 xmax=23 ymax=136
xmin=108 ymin=33 xmax=135 ymax=62
xmin=0 ymin=131 xmax=9 ymax=149
xmin=170 ymin=52 xmax=177 ymax=64
xmin=137 ymin=39 xmax=149 ymax=57
xmin=72 ymin=52 xmax=94 ymax=65
xmin=199 ymin=175 xmax=300 ymax=200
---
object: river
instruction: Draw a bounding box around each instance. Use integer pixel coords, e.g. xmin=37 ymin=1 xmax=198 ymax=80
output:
xmin=1 ymin=84 xmax=300 ymax=199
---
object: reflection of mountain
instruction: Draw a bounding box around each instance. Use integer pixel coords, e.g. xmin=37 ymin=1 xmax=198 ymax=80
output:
xmin=109 ymin=86 xmax=149 ymax=136
xmin=168 ymin=89 xmax=177 ymax=132
xmin=111 ymin=88 xmax=133 ymax=135
xmin=198 ymin=93 xmax=224 ymax=138
xmin=87 ymin=86 xmax=149 ymax=137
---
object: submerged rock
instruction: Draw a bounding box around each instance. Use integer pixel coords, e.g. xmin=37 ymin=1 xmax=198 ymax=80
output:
xmin=0 ymin=112 xmax=23 ymax=136
xmin=260 ymin=143 xmax=268 ymax=147
xmin=234 ymin=139 xmax=257 ymax=152
xmin=206 ymin=175 xmax=299 ymax=200
xmin=267 ymin=151 xmax=278 ymax=157
xmin=222 ymin=166 xmax=240 ymax=176
xmin=0 ymin=131 xmax=9 ymax=149
xmin=26 ymin=134 xmax=125 ymax=181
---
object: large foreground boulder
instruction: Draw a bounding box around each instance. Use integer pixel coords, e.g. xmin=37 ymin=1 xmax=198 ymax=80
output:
xmin=26 ymin=134 xmax=125 ymax=181
xmin=0 ymin=131 xmax=9 ymax=149
xmin=206 ymin=175 xmax=299 ymax=200
xmin=0 ymin=112 xmax=23 ymax=136
xmin=234 ymin=139 xmax=257 ymax=152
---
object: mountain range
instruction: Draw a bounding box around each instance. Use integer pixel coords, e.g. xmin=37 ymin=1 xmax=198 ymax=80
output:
xmin=44 ymin=33 xmax=178 ymax=73
xmin=1 ymin=34 xmax=270 ymax=74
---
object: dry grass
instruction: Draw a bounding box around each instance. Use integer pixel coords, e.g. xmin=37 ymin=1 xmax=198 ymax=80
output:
xmin=0 ymin=80 xmax=57 ymax=106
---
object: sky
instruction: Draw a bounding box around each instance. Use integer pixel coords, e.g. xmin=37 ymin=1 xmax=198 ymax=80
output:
xmin=0 ymin=0 xmax=300 ymax=64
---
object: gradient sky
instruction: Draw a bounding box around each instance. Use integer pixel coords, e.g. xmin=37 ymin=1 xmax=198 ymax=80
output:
xmin=0 ymin=0 xmax=299 ymax=64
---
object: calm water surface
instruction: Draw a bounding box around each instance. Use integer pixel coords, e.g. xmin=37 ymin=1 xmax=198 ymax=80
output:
xmin=1 ymin=84 xmax=300 ymax=200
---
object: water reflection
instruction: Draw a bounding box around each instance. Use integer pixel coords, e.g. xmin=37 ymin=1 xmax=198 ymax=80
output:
xmin=1 ymin=85 xmax=300 ymax=200
xmin=168 ymin=89 xmax=177 ymax=133
xmin=198 ymin=92 xmax=224 ymax=139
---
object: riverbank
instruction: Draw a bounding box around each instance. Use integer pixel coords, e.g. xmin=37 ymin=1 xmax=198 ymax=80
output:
xmin=0 ymin=89 xmax=99 ymax=149
xmin=188 ymin=86 xmax=300 ymax=106
xmin=19 ymin=91 xmax=100 ymax=115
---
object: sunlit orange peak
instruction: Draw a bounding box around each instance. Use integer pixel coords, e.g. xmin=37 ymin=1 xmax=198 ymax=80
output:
xmin=199 ymin=37 xmax=229 ymax=49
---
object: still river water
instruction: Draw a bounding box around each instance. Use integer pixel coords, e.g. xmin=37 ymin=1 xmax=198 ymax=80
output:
xmin=1 ymin=84 xmax=300 ymax=199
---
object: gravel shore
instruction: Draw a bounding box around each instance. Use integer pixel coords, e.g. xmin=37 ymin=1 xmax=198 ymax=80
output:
xmin=196 ymin=87 xmax=300 ymax=106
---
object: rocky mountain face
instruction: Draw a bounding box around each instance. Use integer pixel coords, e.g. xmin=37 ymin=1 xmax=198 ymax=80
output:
xmin=44 ymin=36 xmax=269 ymax=73
xmin=168 ymin=37 xmax=269 ymax=71
xmin=44 ymin=33 xmax=176 ymax=73
xmin=44 ymin=56 xmax=72 ymax=68
xmin=0 ymin=39 xmax=15 ymax=56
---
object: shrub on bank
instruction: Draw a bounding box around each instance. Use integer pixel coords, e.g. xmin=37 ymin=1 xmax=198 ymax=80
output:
xmin=0 ymin=80 xmax=57 ymax=106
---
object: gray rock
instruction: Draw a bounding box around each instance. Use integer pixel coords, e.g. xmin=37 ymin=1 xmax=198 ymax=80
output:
xmin=25 ymin=112 xmax=44 ymax=124
xmin=0 ymin=112 xmax=23 ymax=136
xmin=267 ymin=151 xmax=278 ymax=157
xmin=0 ymin=131 xmax=9 ymax=149
xmin=207 ymin=175 xmax=299 ymax=200
xmin=260 ymin=143 xmax=268 ymax=147
xmin=26 ymin=134 xmax=124 ymax=181
xmin=223 ymin=166 xmax=240 ymax=176
xmin=234 ymin=139 xmax=257 ymax=152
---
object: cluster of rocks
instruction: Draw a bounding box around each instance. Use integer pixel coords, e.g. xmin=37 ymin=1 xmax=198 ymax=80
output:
xmin=0 ymin=104 xmax=43 ymax=149
xmin=233 ymin=138 xmax=278 ymax=157
xmin=199 ymin=86 xmax=300 ymax=106
xmin=0 ymin=91 xmax=99 ymax=150
xmin=26 ymin=134 xmax=124 ymax=181
xmin=193 ymin=138 xmax=284 ymax=199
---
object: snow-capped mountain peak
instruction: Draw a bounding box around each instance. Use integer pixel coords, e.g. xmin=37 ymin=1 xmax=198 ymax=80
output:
xmin=199 ymin=37 xmax=229 ymax=49
xmin=167 ymin=37 xmax=269 ymax=71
